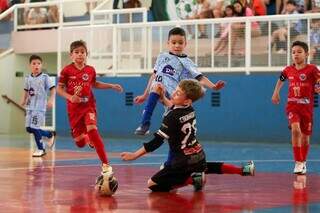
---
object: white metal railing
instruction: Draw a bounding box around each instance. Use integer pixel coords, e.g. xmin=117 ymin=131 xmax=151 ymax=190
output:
xmin=90 ymin=7 xmax=148 ymax=25
xmin=0 ymin=0 xmax=108 ymax=31
xmin=58 ymin=13 xmax=320 ymax=75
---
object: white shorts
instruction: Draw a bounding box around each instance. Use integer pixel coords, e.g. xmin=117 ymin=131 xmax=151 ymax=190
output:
xmin=25 ymin=110 xmax=46 ymax=129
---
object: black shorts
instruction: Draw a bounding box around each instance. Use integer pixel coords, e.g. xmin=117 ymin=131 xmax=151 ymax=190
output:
xmin=151 ymin=159 xmax=207 ymax=189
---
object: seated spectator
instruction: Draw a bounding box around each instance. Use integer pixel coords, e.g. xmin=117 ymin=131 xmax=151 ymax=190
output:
xmin=25 ymin=7 xmax=48 ymax=25
xmin=278 ymin=0 xmax=305 ymax=13
xmin=265 ymin=0 xmax=277 ymax=15
xmin=230 ymin=0 xmax=261 ymax=55
xmin=0 ymin=0 xmax=9 ymax=20
xmin=310 ymin=19 xmax=320 ymax=62
xmin=85 ymin=1 xmax=97 ymax=15
xmin=271 ymin=0 xmax=302 ymax=53
xmin=123 ymin=0 xmax=141 ymax=8
xmin=187 ymin=0 xmax=213 ymax=39
xmin=305 ymin=0 xmax=320 ymax=13
xmin=214 ymin=5 xmax=236 ymax=55
xmin=47 ymin=5 xmax=59 ymax=23
xmin=249 ymin=0 xmax=267 ymax=15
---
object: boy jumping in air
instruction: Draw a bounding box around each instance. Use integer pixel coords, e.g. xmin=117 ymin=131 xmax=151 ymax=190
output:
xmin=134 ymin=27 xmax=225 ymax=135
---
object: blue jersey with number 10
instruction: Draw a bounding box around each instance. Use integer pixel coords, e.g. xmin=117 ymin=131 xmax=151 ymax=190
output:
xmin=153 ymin=52 xmax=203 ymax=96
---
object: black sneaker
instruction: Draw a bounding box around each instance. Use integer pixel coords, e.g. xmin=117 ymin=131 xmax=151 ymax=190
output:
xmin=191 ymin=172 xmax=206 ymax=191
xmin=134 ymin=123 xmax=150 ymax=135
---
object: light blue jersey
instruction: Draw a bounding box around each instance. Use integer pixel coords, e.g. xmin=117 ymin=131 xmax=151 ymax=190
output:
xmin=24 ymin=73 xmax=54 ymax=112
xmin=153 ymin=52 xmax=202 ymax=96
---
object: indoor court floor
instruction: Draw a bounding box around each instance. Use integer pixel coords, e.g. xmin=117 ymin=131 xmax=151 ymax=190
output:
xmin=0 ymin=135 xmax=320 ymax=212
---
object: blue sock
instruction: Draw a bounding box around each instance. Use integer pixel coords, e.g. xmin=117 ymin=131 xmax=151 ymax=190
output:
xmin=141 ymin=92 xmax=160 ymax=125
xmin=26 ymin=127 xmax=44 ymax=150
xmin=38 ymin=129 xmax=52 ymax=138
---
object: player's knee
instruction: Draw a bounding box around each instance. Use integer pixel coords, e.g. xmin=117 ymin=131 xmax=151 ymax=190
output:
xmin=147 ymin=179 xmax=156 ymax=187
xmin=291 ymin=128 xmax=301 ymax=138
xmin=147 ymin=179 xmax=171 ymax=192
xmin=75 ymin=138 xmax=86 ymax=148
xmin=86 ymin=125 xmax=97 ymax=132
xmin=151 ymin=84 xmax=162 ymax=95
xmin=26 ymin=127 xmax=33 ymax=133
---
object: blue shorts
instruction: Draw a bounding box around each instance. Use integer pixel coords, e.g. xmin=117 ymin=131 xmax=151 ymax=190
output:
xmin=25 ymin=110 xmax=46 ymax=129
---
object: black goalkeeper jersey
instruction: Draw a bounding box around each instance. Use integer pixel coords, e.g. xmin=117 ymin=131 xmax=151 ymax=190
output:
xmin=156 ymin=105 xmax=205 ymax=168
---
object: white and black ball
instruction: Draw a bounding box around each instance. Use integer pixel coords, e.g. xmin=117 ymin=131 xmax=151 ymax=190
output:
xmin=95 ymin=174 xmax=118 ymax=196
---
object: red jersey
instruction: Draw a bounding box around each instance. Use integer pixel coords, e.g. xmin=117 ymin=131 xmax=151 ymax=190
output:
xmin=59 ymin=63 xmax=97 ymax=121
xmin=281 ymin=64 xmax=320 ymax=110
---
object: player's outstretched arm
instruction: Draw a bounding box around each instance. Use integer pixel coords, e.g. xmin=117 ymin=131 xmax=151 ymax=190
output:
xmin=121 ymin=146 xmax=147 ymax=161
xmin=271 ymin=80 xmax=284 ymax=105
xmin=199 ymin=76 xmax=225 ymax=91
xmin=134 ymin=73 xmax=156 ymax=104
xmin=94 ymin=81 xmax=123 ymax=92
xmin=121 ymin=133 xmax=165 ymax=161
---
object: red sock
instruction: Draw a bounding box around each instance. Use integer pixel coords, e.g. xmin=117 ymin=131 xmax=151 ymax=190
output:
xmin=301 ymin=144 xmax=310 ymax=162
xmin=87 ymin=129 xmax=108 ymax=164
xmin=172 ymin=177 xmax=192 ymax=190
xmin=221 ymin=163 xmax=242 ymax=175
xmin=293 ymin=146 xmax=303 ymax=162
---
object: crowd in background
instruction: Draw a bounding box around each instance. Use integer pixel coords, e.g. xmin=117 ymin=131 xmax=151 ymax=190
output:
xmin=168 ymin=0 xmax=320 ymax=56
xmin=0 ymin=0 xmax=319 ymax=58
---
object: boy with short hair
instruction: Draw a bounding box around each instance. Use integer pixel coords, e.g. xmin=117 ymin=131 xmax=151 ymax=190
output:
xmin=121 ymin=79 xmax=254 ymax=192
xmin=21 ymin=54 xmax=56 ymax=157
xmin=56 ymin=40 xmax=123 ymax=176
xmin=272 ymin=40 xmax=320 ymax=174
xmin=134 ymin=27 xmax=225 ymax=135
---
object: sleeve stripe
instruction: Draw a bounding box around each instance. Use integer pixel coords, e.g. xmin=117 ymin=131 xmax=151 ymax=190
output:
xmin=157 ymin=130 xmax=169 ymax=139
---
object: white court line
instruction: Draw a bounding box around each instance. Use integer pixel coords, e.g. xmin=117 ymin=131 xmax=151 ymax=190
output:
xmin=1 ymin=159 xmax=320 ymax=171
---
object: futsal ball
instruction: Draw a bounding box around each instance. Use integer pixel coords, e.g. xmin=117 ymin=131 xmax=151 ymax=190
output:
xmin=95 ymin=174 xmax=118 ymax=196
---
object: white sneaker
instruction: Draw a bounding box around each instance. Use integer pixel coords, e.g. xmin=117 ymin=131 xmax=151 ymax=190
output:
xmin=301 ymin=161 xmax=307 ymax=175
xmin=293 ymin=161 xmax=304 ymax=174
xmin=101 ymin=164 xmax=114 ymax=176
xmin=32 ymin=149 xmax=46 ymax=157
xmin=242 ymin=161 xmax=255 ymax=176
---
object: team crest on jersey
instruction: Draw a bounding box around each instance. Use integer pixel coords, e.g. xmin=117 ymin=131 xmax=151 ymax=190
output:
xmin=299 ymin=73 xmax=306 ymax=81
xmin=28 ymin=87 xmax=35 ymax=96
xmin=162 ymin=65 xmax=175 ymax=76
xmin=82 ymin=73 xmax=89 ymax=81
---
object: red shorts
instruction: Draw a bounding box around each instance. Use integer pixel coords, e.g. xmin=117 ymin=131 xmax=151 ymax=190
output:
xmin=286 ymin=105 xmax=313 ymax=135
xmin=69 ymin=110 xmax=97 ymax=138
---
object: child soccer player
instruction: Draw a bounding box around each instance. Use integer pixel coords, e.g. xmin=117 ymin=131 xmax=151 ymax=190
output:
xmin=121 ymin=79 xmax=254 ymax=192
xmin=21 ymin=55 xmax=56 ymax=157
xmin=56 ymin=40 xmax=123 ymax=175
xmin=134 ymin=27 xmax=225 ymax=135
xmin=271 ymin=41 xmax=320 ymax=174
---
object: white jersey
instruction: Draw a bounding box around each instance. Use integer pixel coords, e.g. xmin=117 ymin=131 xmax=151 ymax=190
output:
xmin=24 ymin=72 xmax=55 ymax=112
xmin=153 ymin=52 xmax=203 ymax=96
